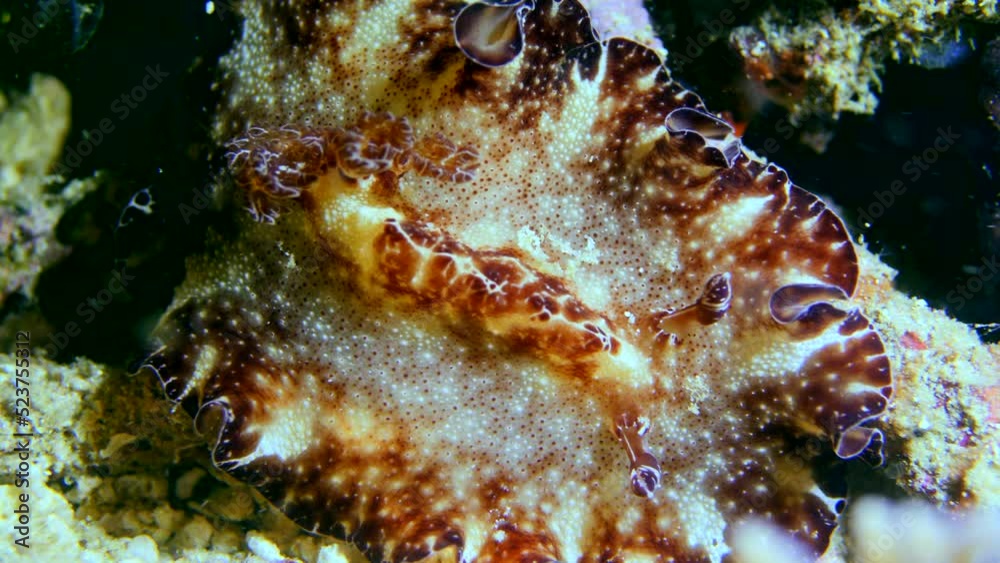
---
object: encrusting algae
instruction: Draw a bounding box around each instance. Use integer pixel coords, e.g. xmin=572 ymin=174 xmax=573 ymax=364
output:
xmin=0 ymin=1 xmax=998 ymax=562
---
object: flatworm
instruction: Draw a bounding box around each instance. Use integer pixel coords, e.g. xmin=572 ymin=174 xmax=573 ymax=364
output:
xmin=143 ymin=1 xmax=893 ymax=561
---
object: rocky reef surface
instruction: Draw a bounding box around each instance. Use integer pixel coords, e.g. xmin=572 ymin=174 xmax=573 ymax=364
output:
xmin=0 ymin=75 xmax=96 ymax=306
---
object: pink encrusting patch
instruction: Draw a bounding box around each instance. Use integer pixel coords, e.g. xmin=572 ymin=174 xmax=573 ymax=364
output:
xmin=144 ymin=1 xmax=892 ymax=561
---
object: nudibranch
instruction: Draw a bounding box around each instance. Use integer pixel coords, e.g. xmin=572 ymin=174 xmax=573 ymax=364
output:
xmin=143 ymin=0 xmax=892 ymax=561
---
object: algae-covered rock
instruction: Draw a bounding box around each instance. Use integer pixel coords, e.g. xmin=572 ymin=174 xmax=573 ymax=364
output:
xmin=0 ymin=75 xmax=98 ymax=303
xmin=855 ymin=246 xmax=1000 ymax=509
xmin=730 ymin=0 xmax=999 ymax=125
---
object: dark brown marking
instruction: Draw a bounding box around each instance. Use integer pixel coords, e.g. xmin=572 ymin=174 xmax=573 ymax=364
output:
xmin=374 ymin=219 xmax=623 ymax=367
xmin=454 ymin=1 xmax=528 ymax=67
xmin=614 ymin=413 xmax=662 ymax=498
xmin=665 ymin=108 xmax=742 ymax=167
xmin=646 ymin=273 xmax=732 ymax=343
xmin=478 ymin=522 xmax=562 ymax=562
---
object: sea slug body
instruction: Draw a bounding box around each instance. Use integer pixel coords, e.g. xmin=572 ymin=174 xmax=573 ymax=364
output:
xmin=143 ymin=1 xmax=892 ymax=561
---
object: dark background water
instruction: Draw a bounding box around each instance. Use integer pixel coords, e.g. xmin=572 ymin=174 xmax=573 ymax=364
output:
xmin=1 ymin=0 xmax=998 ymax=366
xmin=1 ymin=0 xmax=237 ymax=363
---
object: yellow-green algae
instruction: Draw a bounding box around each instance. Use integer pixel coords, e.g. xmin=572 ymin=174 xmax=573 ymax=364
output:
xmin=731 ymin=0 xmax=999 ymax=124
